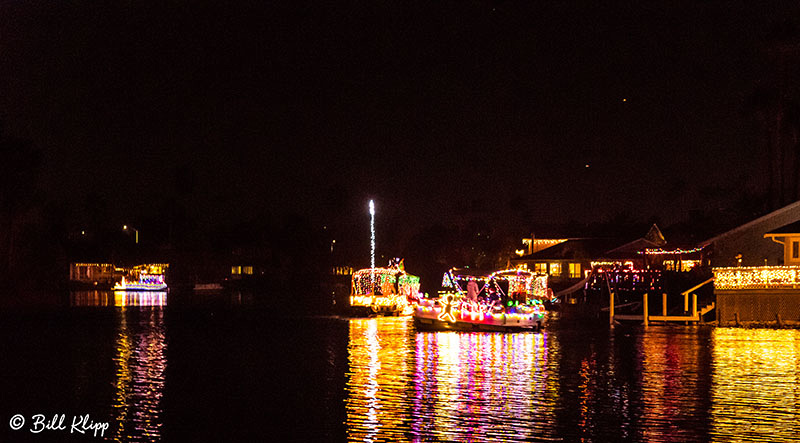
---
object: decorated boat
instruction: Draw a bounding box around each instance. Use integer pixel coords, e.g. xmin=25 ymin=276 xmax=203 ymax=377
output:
xmin=348 ymin=259 xmax=421 ymax=316
xmin=113 ymin=273 xmax=168 ymax=291
xmin=413 ymin=267 xmax=549 ymax=332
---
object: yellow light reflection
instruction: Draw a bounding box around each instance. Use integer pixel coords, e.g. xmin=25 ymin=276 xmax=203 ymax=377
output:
xmin=345 ymin=317 xmax=556 ymax=442
xmin=111 ymin=305 xmax=168 ymax=442
xmin=70 ymin=291 xmax=167 ymax=307
xmin=711 ymin=328 xmax=800 ymax=442
xmin=346 ymin=317 xmax=411 ymax=442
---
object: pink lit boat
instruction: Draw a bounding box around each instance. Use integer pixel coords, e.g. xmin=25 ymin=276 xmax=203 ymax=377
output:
xmin=413 ymin=268 xmax=549 ymax=332
xmin=113 ymin=274 xmax=168 ymax=291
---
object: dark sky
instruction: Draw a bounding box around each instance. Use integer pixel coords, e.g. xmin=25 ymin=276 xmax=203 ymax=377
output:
xmin=2 ymin=1 xmax=799 ymax=242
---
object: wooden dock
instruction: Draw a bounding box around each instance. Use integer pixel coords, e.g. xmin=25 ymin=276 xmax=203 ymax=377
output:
xmin=610 ymin=278 xmax=715 ymax=326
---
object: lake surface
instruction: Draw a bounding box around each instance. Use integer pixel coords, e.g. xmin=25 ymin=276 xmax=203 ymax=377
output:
xmin=2 ymin=291 xmax=800 ymax=442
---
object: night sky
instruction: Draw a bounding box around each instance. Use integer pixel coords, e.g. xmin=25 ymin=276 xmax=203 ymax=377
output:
xmin=3 ymin=2 xmax=800 ymax=256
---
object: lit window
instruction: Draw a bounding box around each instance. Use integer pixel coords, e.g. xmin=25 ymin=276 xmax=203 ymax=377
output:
xmin=231 ymin=266 xmax=241 ymax=275
xmin=549 ymin=263 xmax=561 ymax=276
xmin=681 ymin=260 xmax=700 ymax=271
xmin=569 ymin=263 xmax=581 ymax=278
xmin=243 ymin=266 xmax=253 ymax=275
xmin=534 ymin=263 xmax=547 ymax=274
xmin=663 ymin=260 xmax=675 ymax=271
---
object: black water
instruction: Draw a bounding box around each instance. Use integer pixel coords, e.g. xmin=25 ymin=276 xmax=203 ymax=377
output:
xmin=2 ymin=291 xmax=800 ymax=442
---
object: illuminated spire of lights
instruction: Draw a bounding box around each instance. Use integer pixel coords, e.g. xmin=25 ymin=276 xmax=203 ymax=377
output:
xmin=369 ymin=200 xmax=376 ymax=286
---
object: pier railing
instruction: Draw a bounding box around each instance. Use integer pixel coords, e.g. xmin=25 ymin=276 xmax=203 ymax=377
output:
xmin=713 ymin=266 xmax=800 ymax=290
xmin=611 ymin=277 xmax=716 ymax=325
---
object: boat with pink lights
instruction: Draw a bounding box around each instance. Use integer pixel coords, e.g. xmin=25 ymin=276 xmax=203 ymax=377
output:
xmin=413 ymin=268 xmax=550 ymax=332
xmin=113 ymin=273 xmax=168 ymax=291
xmin=347 ymin=259 xmax=421 ymax=316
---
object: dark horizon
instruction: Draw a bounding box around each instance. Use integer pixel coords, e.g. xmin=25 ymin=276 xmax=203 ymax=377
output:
xmin=3 ymin=2 xmax=800 ymax=286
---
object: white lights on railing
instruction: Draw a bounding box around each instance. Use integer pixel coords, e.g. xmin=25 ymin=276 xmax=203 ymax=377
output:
xmin=713 ymin=266 xmax=800 ymax=289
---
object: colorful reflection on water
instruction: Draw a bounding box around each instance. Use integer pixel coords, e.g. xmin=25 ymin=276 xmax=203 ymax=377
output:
xmin=110 ymin=307 xmax=167 ymax=442
xmin=638 ymin=327 xmax=711 ymax=442
xmin=345 ymin=319 xmax=800 ymax=442
xmin=69 ymin=291 xmax=168 ymax=442
xmin=41 ymin=299 xmax=800 ymax=441
xmin=346 ymin=317 xmax=556 ymax=442
xmin=711 ymin=328 xmax=800 ymax=442
xmin=70 ymin=290 xmax=167 ymax=307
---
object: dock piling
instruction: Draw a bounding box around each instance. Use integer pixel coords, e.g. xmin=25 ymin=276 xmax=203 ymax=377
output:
xmin=643 ymin=292 xmax=649 ymax=327
xmin=609 ymin=291 xmax=615 ymax=326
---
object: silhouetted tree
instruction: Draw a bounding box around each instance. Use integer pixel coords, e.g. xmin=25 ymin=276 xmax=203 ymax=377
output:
xmin=747 ymin=20 xmax=800 ymax=209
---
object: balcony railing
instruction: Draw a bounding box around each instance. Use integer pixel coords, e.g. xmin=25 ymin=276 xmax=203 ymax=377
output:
xmin=713 ymin=266 xmax=800 ymax=290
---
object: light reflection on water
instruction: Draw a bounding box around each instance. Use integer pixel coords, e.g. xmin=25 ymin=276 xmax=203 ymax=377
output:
xmin=44 ymin=300 xmax=800 ymax=441
xmin=711 ymin=328 xmax=800 ymax=442
xmin=70 ymin=290 xmax=167 ymax=307
xmin=69 ymin=291 xmax=168 ymax=442
xmin=111 ymin=307 xmax=167 ymax=442
xmin=639 ymin=327 xmax=711 ymax=442
xmin=346 ymin=318 xmax=800 ymax=442
xmin=346 ymin=317 xmax=557 ymax=442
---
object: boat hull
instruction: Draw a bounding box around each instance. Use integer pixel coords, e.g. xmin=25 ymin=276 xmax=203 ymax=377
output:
xmin=341 ymin=304 xmax=404 ymax=317
xmin=113 ymin=285 xmax=168 ymax=292
xmin=413 ymin=315 xmax=542 ymax=332
xmin=412 ymin=305 xmax=545 ymax=332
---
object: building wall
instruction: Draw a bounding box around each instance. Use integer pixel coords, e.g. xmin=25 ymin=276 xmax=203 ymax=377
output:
xmin=509 ymin=259 xmax=588 ymax=287
xmin=69 ymin=263 xmax=116 ymax=284
xmin=706 ymin=207 xmax=800 ymax=266
xmin=783 ymin=235 xmax=800 ymax=265
xmin=716 ymin=289 xmax=800 ymax=325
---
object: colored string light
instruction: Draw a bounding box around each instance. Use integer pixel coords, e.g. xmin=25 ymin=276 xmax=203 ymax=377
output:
xmin=640 ymin=247 xmax=705 ymax=255
xmin=350 ymin=266 xmax=420 ymax=309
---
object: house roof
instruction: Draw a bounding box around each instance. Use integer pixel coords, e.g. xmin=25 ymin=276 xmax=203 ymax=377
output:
xmin=701 ymin=199 xmax=800 ymax=246
xmin=604 ymin=237 xmax=664 ymax=258
xmin=514 ymin=224 xmax=666 ymax=261
xmin=517 ymin=238 xmax=624 ymax=260
xmin=764 ymin=220 xmax=800 ymax=236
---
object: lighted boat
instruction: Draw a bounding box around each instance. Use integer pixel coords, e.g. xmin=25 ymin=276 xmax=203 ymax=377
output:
xmin=348 ymin=259 xmax=421 ymax=316
xmin=413 ymin=268 xmax=549 ymax=332
xmin=113 ymin=274 xmax=168 ymax=291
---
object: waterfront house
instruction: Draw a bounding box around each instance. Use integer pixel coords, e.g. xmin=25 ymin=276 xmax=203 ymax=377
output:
xmin=69 ymin=262 xmax=118 ymax=288
xmin=704 ymin=200 xmax=800 ymax=325
xmin=510 ymin=225 xmax=667 ymax=291
xmin=699 ymin=199 xmax=800 ymax=267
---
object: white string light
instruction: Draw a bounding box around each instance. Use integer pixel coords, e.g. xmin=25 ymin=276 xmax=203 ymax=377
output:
xmin=369 ymin=200 xmax=375 ymax=287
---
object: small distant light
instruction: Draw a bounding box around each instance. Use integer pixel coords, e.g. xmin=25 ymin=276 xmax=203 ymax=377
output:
xmin=123 ymin=225 xmax=128 ymax=230
xmin=585 ymin=164 xmax=590 ymax=168
xmin=622 ymin=98 xmax=627 ymax=102
xmin=81 ymin=231 xmax=85 ymax=235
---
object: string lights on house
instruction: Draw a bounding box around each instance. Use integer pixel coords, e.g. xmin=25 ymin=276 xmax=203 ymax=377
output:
xmin=713 ymin=266 xmax=800 ymax=290
xmin=640 ymin=247 xmax=705 ymax=255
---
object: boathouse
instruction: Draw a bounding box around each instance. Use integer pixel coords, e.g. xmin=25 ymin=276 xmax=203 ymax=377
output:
xmin=703 ymin=200 xmax=800 ymax=325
